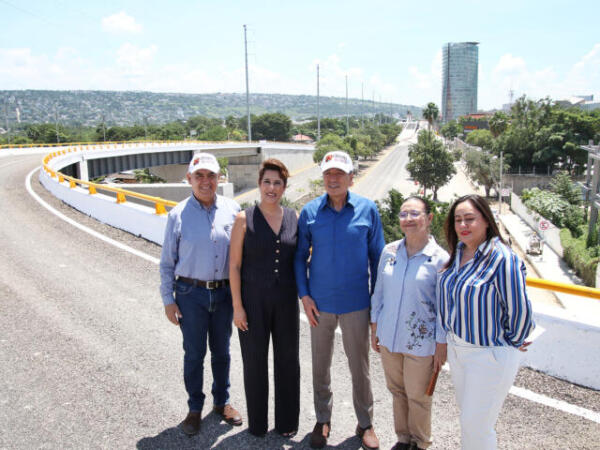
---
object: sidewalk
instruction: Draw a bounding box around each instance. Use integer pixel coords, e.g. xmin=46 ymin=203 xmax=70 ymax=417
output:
xmin=500 ymin=211 xmax=600 ymax=389
xmin=500 ymin=212 xmax=600 ymax=327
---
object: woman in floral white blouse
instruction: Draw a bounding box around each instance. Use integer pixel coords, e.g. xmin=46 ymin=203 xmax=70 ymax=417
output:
xmin=370 ymin=196 xmax=449 ymax=450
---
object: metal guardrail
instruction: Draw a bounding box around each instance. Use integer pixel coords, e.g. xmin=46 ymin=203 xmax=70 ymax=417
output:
xmin=42 ymin=145 xmax=178 ymax=215
xmin=526 ymin=277 xmax=600 ymax=300
xmin=41 ymin=144 xmax=600 ymax=299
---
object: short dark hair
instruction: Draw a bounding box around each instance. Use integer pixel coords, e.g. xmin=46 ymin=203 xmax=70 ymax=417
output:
xmin=443 ymin=194 xmax=504 ymax=270
xmin=403 ymin=196 xmax=431 ymax=214
xmin=258 ymin=158 xmax=290 ymax=187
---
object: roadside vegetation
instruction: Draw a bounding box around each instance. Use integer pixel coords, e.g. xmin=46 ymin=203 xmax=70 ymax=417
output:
xmin=376 ymin=189 xmax=450 ymax=250
xmin=313 ymin=118 xmax=402 ymax=162
xmin=521 ymin=172 xmax=597 ymax=286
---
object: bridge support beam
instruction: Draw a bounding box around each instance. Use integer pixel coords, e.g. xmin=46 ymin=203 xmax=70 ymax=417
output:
xmin=78 ymin=157 xmax=89 ymax=182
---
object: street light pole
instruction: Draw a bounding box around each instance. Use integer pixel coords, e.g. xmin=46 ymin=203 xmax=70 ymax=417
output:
xmin=244 ymin=24 xmax=251 ymax=142
xmin=54 ymin=104 xmax=60 ymax=144
xmin=317 ymin=64 xmax=320 ymax=141
xmin=498 ymin=151 xmax=503 ymax=214
xmin=3 ymin=98 xmax=10 ymax=145
xmin=345 ymin=74 xmax=349 ymax=135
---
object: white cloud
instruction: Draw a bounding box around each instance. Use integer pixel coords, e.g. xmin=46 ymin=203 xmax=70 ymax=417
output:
xmin=116 ymin=43 xmax=158 ymax=77
xmin=405 ymin=50 xmax=442 ymax=106
xmin=101 ymin=11 xmax=142 ymax=34
xmin=479 ymin=44 xmax=600 ymax=109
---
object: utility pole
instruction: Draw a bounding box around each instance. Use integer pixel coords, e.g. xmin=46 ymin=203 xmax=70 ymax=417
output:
xmin=345 ymin=74 xmax=349 ymax=135
xmin=54 ymin=104 xmax=60 ymax=144
xmin=372 ymin=92 xmax=375 ymax=125
xmin=498 ymin=151 xmax=503 ymax=214
xmin=3 ymin=98 xmax=10 ymax=145
xmin=361 ymin=83 xmax=364 ymax=129
xmin=244 ymin=24 xmax=251 ymax=142
xmin=317 ymin=64 xmax=320 ymax=141
xmin=101 ymin=114 xmax=106 ymax=142
xmin=144 ymin=116 xmax=148 ymax=140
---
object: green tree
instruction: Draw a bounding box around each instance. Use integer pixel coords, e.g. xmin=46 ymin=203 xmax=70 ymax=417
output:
xmin=466 ymin=129 xmax=494 ymax=150
xmin=199 ymin=126 xmax=228 ymax=141
xmin=313 ymin=133 xmax=352 ymax=163
xmin=26 ymin=123 xmax=71 ymax=143
xmin=422 ymin=102 xmax=439 ymax=131
xmin=406 ymin=130 xmax=456 ymax=200
xmin=376 ymin=189 xmax=450 ymax=248
xmin=440 ymin=120 xmax=462 ymax=140
xmin=463 ymin=147 xmax=504 ymax=197
xmin=133 ymin=168 xmax=165 ymax=183
xmin=252 ymin=113 xmax=292 ymax=141
xmin=551 ymin=171 xmax=582 ymax=206
xmin=488 ymin=111 xmax=509 ymax=137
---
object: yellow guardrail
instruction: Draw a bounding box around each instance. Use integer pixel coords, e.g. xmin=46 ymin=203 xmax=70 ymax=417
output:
xmin=40 ymin=144 xmax=600 ymax=300
xmin=526 ymin=277 xmax=600 ymax=300
xmin=42 ymin=144 xmax=178 ymax=215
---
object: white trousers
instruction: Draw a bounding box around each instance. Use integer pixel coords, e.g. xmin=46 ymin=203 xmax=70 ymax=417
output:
xmin=447 ymin=333 xmax=522 ymax=450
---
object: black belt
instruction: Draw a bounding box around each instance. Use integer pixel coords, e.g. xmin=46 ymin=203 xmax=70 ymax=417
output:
xmin=178 ymin=277 xmax=229 ymax=289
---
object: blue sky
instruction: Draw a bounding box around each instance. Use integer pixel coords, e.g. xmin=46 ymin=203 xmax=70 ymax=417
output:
xmin=1 ymin=0 xmax=599 ymax=110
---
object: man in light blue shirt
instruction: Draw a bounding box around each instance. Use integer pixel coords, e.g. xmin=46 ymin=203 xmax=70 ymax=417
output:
xmin=160 ymin=153 xmax=242 ymax=435
xmin=294 ymin=151 xmax=384 ymax=450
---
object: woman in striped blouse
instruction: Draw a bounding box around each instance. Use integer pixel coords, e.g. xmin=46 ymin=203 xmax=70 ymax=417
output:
xmin=437 ymin=194 xmax=533 ymax=450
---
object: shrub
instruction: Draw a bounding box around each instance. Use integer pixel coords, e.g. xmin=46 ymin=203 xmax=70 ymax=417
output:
xmin=522 ymin=187 xmax=584 ymax=236
xmin=560 ymin=228 xmax=599 ymax=287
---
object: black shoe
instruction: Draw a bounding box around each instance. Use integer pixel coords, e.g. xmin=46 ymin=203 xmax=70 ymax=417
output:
xmin=310 ymin=422 xmax=330 ymax=449
xmin=181 ymin=411 xmax=201 ymax=436
xmin=409 ymin=442 xmax=425 ymax=450
xmin=248 ymin=429 xmax=266 ymax=438
xmin=278 ymin=429 xmax=297 ymax=438
xmin=391 ymin=443 xmax=411 ymax=450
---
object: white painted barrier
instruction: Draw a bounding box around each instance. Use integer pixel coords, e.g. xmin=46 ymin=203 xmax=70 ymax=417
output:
xmin=523 ymin=304 xmax=600 ymax=390
xmin=39 ymin=168 xmax=168 ymax=245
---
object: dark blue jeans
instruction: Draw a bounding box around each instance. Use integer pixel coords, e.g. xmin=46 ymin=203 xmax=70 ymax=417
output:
xmin=175 ymin=280 xmax=233 ymax=412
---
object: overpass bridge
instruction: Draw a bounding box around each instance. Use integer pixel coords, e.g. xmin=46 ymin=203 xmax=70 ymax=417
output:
xmin=0 ymin=143 xmax=598 ymax=449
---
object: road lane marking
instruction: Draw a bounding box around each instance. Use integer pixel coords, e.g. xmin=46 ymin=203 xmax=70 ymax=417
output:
xmin=510 ymin=385 xmax=600 ymax=423
xmin=25 ymin=166 xmax=600 ymax=424
xmin=25 ymin=168 xmax=160 ymax=265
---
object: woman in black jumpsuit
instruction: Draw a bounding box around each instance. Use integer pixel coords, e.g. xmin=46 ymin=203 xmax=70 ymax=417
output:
xmin=229 ymin=159 xmax=300 ymax=437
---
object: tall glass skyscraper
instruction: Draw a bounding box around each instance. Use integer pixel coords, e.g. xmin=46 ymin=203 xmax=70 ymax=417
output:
xmin=442 ymin=42 xmax=479 ymax=122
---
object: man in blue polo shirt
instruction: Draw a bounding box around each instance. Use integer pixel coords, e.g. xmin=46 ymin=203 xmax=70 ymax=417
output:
xmin=294 ymin=150 xmax=385 ymax=450
xmin=160 ymin=153 xmax=243 ymax=436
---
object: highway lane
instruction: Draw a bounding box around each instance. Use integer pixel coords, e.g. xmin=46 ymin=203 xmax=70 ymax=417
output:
xmin=354 ymin=122 xmax=485 ymax=203
xmin=1 ymin=154 xmax=599 ymax=449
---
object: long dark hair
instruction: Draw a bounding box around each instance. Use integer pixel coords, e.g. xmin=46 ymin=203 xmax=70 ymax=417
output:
xmin=443 ymin=194 xmax=505 ymax=270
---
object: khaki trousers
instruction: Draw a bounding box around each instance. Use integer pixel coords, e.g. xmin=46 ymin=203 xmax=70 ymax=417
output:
xmin=310 ymin=308 xmax=373 ymax=428
xmin=380 ymin=345 xmax=434 ymax=449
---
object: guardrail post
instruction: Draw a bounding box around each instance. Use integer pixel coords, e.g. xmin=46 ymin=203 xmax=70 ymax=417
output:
xmin=116 ymin=192 xmax=127 ymax=203
xmin=89 ymin=185 xmax=97 ymax=195
xmin=69 ymin=180 xmax=76 ymax=188
xmin=155 ymin=203 xmax=167 ymax=215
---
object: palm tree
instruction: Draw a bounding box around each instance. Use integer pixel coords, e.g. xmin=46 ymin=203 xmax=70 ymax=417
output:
xmin=488 ymin=111 xmax=509 ymax=138
xmin=422 ymin=102 xmax=439 ymax=131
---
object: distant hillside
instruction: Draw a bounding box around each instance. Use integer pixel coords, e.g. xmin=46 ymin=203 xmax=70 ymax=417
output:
xmin=0 ymin=90 xmax=422 ymax=127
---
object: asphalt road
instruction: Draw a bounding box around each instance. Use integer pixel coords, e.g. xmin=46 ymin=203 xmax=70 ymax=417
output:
xmin=1 ymin=153 xmax=599 ymax=449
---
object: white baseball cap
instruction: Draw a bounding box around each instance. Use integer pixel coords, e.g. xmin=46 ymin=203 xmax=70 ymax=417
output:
xmin=188 ymin=153 xmax=220 ymax=174
xmin=320 ymin=151 xmax=353 ymax=174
